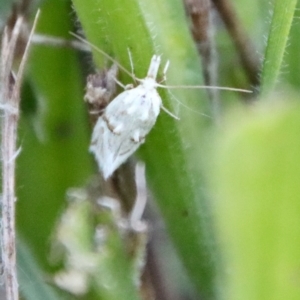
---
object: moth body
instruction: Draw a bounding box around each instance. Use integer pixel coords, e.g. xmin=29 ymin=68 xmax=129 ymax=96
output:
xmin=90 ymin=55 xmax=162 ymax=179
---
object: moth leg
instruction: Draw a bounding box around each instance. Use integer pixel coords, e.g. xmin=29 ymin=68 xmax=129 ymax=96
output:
xmin=111 ymin=75 xmax=134 ymax=90
xmin=125 ymin=83 xmax=134 ymax=90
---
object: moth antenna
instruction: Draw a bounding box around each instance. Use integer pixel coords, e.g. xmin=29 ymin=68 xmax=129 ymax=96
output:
xmin=157 ymin=83 xmax=252 ymax=93
xmin=31 ymin=34 xmax=91 ymax=51
xmin=70 ymin=32 xmax=135 ymax=80
xmin=127 ymin=48 xmax=135 ymax=76
xmin=161 ymin=105 xmax=180 ymax=120
xmin=167 ymin=89 xmax=211 ymax=118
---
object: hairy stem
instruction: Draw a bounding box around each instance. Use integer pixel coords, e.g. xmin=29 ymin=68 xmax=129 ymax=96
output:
xmin=0 ymin=11 xmax=39 ymax=300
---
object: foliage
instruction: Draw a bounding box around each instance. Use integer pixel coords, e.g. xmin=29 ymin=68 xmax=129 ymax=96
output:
xmin=0 ymin=0 xmax=299 ymax=299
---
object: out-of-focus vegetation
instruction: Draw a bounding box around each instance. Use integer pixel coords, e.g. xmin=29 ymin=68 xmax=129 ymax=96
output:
xmin=0 ymin=0 xmax=299 ymax=299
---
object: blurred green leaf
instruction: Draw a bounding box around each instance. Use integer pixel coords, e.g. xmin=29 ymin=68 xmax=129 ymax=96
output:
xmin=7 ymin=0 xmax=298 ymax=299
xmin=211 ymin=98 xmax=300 ymax=300
xmin=52 ymin=190 xmax=142 ymax=300
xmin=17 ymin=0 xmax=93 ymax=272
xmin=0 ymin=0 xmax=13 ymax=25
xmin=18 ymin=239 xmax=63 ymax=300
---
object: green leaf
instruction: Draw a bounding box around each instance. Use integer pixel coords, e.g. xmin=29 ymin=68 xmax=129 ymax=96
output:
xmin=72 ymin=0 xmax=218 ymax=298
xmin=211 ymin=98 xmax=300 ymax=300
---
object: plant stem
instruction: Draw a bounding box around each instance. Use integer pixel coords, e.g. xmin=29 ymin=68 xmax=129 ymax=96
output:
xmin=0 ymin=11 xmax=40 ymax=300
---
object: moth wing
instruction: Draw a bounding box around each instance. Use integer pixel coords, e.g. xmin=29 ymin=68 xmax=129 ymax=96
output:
xmin=89 ymin=89 xmax=139 ymax=178
xmin=90 ymin=87 xmax=161 ymax=179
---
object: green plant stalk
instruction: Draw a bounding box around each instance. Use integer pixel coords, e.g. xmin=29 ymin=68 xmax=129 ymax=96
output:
xmin=260 ymin=0 xmax=297 ymax=96
xmin=72 ymin=0 xmax=218 ymax=298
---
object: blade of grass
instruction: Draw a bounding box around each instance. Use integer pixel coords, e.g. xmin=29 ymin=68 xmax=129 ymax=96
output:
xmin=260 ymin=0 xmax=297 ymax=96
xmin=282 ymin=0 xmax=300 ymax=90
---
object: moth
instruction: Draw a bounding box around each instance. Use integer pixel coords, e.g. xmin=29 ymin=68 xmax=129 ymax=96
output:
xmin=71 ymin=33 xmax=250 ymax=180
xmin=89 ymin=55 xmax=168 ymax=179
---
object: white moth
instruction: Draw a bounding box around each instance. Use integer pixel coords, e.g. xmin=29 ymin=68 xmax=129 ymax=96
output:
xmin=89 ymin=55 xmax=165 ymax=180
xmin=70 ymin=33 xmax=251 ymax=180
